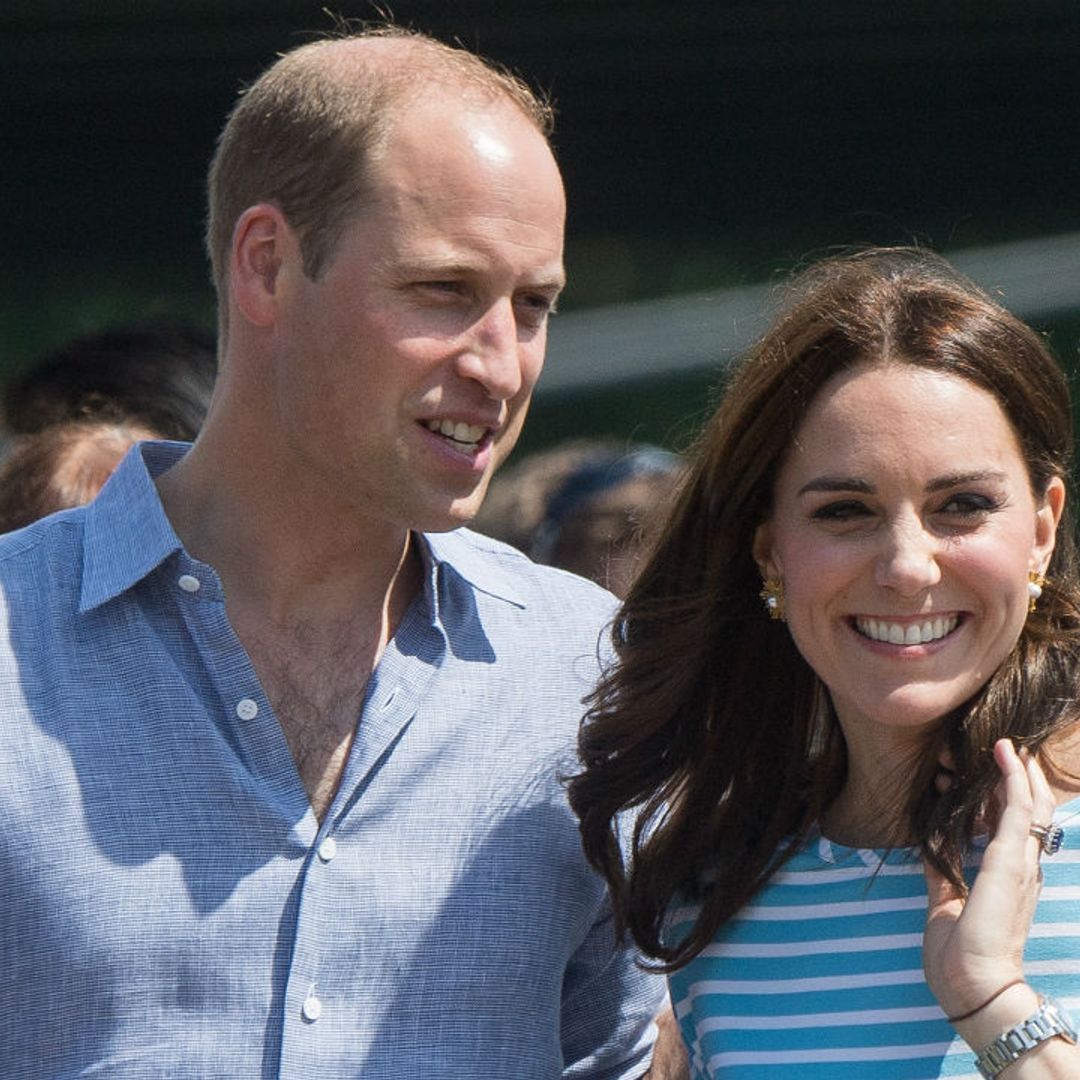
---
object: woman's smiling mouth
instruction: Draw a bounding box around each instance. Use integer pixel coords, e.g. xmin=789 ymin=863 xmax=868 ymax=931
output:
xmin=853 ymin=614 xmax=961 ymax=645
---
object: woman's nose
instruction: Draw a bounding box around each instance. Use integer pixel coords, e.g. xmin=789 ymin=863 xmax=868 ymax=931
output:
xmin=873 ymin=518 xmax=942 ymax=595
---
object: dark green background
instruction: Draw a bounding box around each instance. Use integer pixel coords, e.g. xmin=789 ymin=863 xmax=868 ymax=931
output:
xmin=4 ymin=1 xmax=1079 ymax=452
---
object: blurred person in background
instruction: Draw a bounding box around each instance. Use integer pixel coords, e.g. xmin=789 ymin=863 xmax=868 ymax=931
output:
xmin=0 ymin=419 xmax=156 ymax=532
xmin=0 ymin=23 xmax=681 ymax=1080
xmin=2 ymin=319 xmax=217 ymax=442
xmin=475 ymin=438 xmax=684 ymax=597
xmin=0 ymin=320 xmax=215 ymax=528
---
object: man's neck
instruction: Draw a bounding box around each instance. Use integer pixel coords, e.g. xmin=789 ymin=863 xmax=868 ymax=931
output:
xmin=154 ymin=438 xmax=425 ymax=821
xmin=155 ymin=437 xmax=423 ymax=631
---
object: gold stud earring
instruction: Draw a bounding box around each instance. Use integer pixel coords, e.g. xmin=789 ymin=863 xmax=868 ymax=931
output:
xmin=1028 ymin=569 xmax=1048 ymax=614
xmin=759 ymin=578 xmax=785 ymax=621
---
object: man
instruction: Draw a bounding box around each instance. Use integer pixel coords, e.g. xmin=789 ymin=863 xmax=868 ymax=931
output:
xmin=0 ymin=26 xmax=680 ymax=1078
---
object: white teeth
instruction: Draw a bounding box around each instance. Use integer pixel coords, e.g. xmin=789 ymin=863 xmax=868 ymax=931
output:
xmin=426 ymin=419 xmax=486 ymax=445
xmin=856 ymin=615 xmax=959 ymax=645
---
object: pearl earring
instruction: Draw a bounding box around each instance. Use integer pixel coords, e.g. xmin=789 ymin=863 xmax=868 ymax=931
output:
xmin=759 ymin=578 xmax=785 ymax=621
xmin=1028 ymin=570 xmax=1047 ymax=614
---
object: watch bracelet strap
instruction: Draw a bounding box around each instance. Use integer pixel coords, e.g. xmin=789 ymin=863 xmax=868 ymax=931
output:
xmin=974 ymin=995 xmax=1076 ymax=1078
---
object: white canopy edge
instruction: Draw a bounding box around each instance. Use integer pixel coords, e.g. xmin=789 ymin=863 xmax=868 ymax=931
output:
xmin=540 ymin=230 xmax=1080 ymax=394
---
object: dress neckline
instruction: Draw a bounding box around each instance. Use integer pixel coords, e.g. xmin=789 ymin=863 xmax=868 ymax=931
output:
xmin=810 ymin=788 xmax=1080 ymax=866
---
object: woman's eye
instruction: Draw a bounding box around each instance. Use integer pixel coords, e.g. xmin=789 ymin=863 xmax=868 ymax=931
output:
xmin=810 ymin=500 xmax=871 ymax=522
xmin=937 ymin=493 xmax=998 ymax=516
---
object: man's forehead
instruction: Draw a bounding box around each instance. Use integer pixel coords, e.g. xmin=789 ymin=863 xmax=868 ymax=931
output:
xmin=365 ymin=102 xmax=564 ymax=228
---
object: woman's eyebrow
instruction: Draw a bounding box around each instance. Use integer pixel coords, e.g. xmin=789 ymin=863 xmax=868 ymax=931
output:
xmin=797 ymin=476 xmax=874 ymax=497
xmin=797 ymin=469 xmax=1008 ymax=498
xmin=925 ymin=470 xmax=1007 ymax=492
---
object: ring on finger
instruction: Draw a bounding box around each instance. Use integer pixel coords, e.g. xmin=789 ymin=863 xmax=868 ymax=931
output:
xmin=1029 ymin=822 xmax=1065 ymax=856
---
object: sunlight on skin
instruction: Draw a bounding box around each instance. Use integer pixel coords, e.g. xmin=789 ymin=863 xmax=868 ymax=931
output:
xmin=469 ymin=126 xmax=515 ymax=166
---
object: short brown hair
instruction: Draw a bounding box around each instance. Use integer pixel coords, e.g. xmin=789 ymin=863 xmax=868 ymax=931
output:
xmin=206 ymin=25 xmax=554 ymax=332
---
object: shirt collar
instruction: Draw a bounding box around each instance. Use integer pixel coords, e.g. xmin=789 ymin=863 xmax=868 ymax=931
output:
xmin=78 ymin=443 xmax=529 ymax=614
xmin=418 ymin=529 xmax=527 ymax=609
xmin=79 ymin=440 xmax=189 ymax=613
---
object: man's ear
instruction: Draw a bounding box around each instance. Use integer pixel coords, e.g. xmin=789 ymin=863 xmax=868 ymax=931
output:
xmin=229 ymin=203 xmax=295 ymax=328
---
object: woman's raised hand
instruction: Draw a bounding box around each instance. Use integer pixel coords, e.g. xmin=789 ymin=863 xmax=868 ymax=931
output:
xmin=923 ymin=739 xmax=1050 ymax=1019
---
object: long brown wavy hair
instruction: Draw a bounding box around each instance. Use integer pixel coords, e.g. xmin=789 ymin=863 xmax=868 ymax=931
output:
xmin=568 ymin=247 xmax=1080 ymax=971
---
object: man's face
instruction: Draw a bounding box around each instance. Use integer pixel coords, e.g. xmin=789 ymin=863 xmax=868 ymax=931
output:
xmin=272 ymin=96 xmax=566 ymax=535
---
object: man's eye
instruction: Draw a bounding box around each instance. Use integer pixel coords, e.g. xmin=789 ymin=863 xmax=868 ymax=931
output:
xmin=514 ymin=294 xmax=557 ymax=329
xmin=518 ymin=293 xmax=556 ymax=315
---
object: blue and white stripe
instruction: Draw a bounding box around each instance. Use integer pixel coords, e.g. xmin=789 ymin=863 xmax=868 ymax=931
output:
xmin=667 ymin=798 xmax=1080 ymax=1078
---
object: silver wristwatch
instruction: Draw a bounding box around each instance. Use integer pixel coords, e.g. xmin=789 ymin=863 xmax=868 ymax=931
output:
xmin=974 ymin=995 xmax=1078 ymax=1078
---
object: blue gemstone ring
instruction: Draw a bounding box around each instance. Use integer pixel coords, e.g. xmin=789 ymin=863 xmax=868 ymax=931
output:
xmin=1030 ymin=823 xmax=1065 ymax=856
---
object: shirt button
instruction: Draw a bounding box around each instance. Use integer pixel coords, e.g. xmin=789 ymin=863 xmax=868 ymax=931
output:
xmin=236 ymin=698 xmax=259 ymax=721
xmin=302 ymin=994 xmax=323 ymax=1022
xmin=318 ymin=837 xmax=338 ymax=862
xmin=178 ymin=574 xmax=201 ymax=593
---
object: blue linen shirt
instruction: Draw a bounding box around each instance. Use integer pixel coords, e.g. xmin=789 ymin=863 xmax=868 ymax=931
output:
xmin=0 ymin=441 xmax=662 ymax=1079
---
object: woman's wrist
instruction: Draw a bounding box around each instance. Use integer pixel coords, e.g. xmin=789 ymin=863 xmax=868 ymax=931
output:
xmin=947 ymin=979 xmax=1028 ymax=1024
xmin=950 ymin=982 xmax=1041 ymax=1051
xmin=962 ymin=992 xmax=1080 ymax=1078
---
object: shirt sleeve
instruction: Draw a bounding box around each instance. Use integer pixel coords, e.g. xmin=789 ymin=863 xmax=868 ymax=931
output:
xmin=560 ymin=892 xmax=667 ymax=1079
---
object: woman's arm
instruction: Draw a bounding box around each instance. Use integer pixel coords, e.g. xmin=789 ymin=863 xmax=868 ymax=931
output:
xmin=923 ymin=739 xmax=1080 ymax=1076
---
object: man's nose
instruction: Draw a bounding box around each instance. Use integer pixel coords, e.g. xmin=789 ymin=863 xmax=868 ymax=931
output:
xmin=455 ymin=298 xmax=524 ymax=401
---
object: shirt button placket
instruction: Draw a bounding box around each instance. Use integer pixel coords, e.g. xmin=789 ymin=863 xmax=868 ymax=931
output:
xmin=235 ymin=698 xmax=259 ymax=721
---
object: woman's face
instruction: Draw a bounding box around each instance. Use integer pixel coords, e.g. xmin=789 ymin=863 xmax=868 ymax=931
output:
xmin=753 ymin=362 xmax=1064 ymax=739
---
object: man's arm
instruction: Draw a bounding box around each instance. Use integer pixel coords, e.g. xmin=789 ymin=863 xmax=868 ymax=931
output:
xmin=560 ymin=898 xmax=667 ymax=1079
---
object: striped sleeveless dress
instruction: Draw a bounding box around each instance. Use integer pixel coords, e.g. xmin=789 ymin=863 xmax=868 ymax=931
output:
xmin=667 ymin=793 xmax=1080 ymax=1078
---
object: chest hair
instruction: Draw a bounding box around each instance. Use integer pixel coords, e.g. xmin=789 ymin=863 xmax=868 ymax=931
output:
xmin=241 ymin=616 xmax=381 ymax=821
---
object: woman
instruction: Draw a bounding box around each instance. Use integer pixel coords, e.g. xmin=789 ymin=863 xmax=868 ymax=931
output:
xmin=569 ymin=248 xmax=1080 ymax=1077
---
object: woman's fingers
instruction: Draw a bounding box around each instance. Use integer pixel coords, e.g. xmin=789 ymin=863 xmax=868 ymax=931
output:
xmin=1023 ymin=745 xmax=1057 ymax=825
xmin=922 ymin=739 xmax=1049 ymax=1016
xmin=985 ymin=740 xmax=1056 ymax=869
xmin=986 ymin=740 xmax=1035 ymax=853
